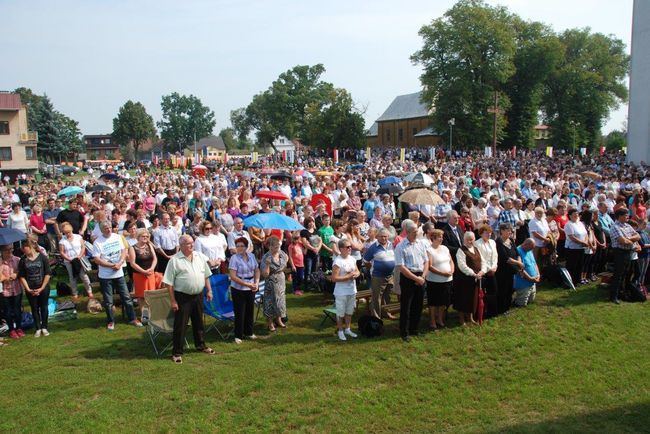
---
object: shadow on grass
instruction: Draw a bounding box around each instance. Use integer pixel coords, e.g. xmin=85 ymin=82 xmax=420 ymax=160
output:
xmin=539 ymin=283 xmax=610 ymax=308
xmin=490 ymin=401 xmax=650 ymax=433
xmin=78 ymin=336 xmax=155 ymax=360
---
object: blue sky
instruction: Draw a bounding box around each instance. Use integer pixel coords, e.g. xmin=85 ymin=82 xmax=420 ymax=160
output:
xmin=2 ymin=0 xmax=633 ymax=136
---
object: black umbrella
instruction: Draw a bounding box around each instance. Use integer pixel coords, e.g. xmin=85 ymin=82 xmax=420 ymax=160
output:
xmin=270 ymin=171 xmax=292 ymax=181
xmin=99 ymin=173 xmax=119 ymax=180
xmin=376 ymin=184 xmax=404 ymax=196
xmin=0 ymin=228 xmax=27 ymax=245
xmin=89 ymin=184 xmax=113 ymax=192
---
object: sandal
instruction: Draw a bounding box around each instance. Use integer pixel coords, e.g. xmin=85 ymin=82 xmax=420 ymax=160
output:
xmin=171 ymin=355 xmax=183 ymax=364
xmin=200 ymin=347 xmax=215 ymax=355
xmin=268 ymin=325 xmax=276 ymax=332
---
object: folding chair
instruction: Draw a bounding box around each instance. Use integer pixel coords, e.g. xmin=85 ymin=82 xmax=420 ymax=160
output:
xmin=254 ymin=280 xmax=265 ymax=320
xmin=144 ymin=288 xmax=187 ymax=356
xmin=204 ymin=274 xmax=235 ymax=340
xmin=320 ymin=304 xmax=337 ymax=327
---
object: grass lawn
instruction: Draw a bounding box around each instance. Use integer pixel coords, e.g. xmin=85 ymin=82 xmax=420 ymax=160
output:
xmin=1 ymin=282 xmax=649 ymax=433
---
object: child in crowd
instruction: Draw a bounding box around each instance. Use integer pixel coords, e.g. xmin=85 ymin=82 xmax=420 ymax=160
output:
xmin=331 ymin=239 xmax=360 ymax=341
xmin=288 ymin=233 xmax=305 ymax=296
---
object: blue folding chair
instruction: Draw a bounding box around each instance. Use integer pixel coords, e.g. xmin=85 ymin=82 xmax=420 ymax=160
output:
xmin=254 ymin=280 xmax=265 ymax=320
xmin=203 ymin=274 xmax=235 ymax=340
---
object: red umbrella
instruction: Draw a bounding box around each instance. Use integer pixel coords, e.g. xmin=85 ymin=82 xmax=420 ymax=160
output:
xmin=255 ymin=190 xmax=289 ymax=201
xmin=310 ymin=193 xmax=332 ymax=217
xmin=192 ymin=165 xmax=208 ymax=177
xmin=477 ymin=279 xmax=485 ymax=325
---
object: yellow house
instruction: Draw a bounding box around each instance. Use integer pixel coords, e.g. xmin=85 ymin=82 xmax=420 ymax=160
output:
xmin=0 ymin=92 xmax=38 ymax=174
xmin=188 ymin=135 xmax=227 ymax=162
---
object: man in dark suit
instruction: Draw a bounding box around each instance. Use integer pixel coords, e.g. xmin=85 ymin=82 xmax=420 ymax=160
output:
xmin=442 ymin=210 xmax=465 ymax=262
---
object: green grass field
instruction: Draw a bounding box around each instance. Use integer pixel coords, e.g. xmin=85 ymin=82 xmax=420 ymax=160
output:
xmin=1 ymin=282 xmax=649 ymax=433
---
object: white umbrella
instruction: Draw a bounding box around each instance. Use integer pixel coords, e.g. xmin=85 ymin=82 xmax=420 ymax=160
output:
xmin=398 ymin=188 xmax=444 ymax=205
xmin=404 ymin=172 xmax=434 ymax=186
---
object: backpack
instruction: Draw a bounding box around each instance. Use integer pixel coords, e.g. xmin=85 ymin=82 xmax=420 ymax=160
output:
xmin=21 ymin=312 xmax=34 ymax=330
xmin=56 ymin=281 xmax=72 ymax=296
xmin=357 ymin=315 xmax=384 ymax=338
xmin=622 ymin=282 xmax=647 ymax=303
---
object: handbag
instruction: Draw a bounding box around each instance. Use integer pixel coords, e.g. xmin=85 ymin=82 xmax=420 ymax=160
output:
xmin=80 ymin=256 xmax=92 ymax=272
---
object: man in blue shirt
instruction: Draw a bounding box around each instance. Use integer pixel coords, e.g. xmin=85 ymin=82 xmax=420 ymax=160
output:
xmin=363 ymin=228 xmax=396 ymax=319
xmin=513 ymin=239 xmax=540 ymax=307
xmin=43 ymin=197 xmax=61 ymax=252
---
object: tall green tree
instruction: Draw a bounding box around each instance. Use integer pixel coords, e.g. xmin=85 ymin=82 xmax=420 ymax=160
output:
xmin=54 ymin=111 xmax=83 ymax=160
xmin=503 ymin=20 xmax=562 ymax=149
xmin=218 ymin=128 xmax=237 ymax=151
xmin=14 ymin=87 xmax=43 ymax=130
xmin=304 ymin=88 xmax=366 ymax=149
xmin=542 ymin=29 xmax=629 ymax=150
xmin=112 ymin=100 xmax=157 ymax=160
xmin=32 ymin=95 xmax=59 ymax=163
xmin=232 ymin=64 xmax=364 ymax=149
xmin=412 ymin=0 xmax=516 ymax=149
xmin=157 ymin=93 xmax=216 ymax=153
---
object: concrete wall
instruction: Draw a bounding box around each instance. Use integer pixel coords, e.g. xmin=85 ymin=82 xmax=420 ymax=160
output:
xmin=627 ymin=0 xmax=650 ymax=164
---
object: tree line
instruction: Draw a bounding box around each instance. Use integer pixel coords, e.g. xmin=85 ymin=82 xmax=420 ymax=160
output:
xmin=411 ymin=0 xmax=629 ymax=150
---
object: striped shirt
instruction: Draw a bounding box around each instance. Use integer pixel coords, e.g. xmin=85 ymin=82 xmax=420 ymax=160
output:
xmin=394 ymin=238 xmax=428 ymax=273
xmin=153 ymin=225 xmax=179 ymax=250
xmin=363 ymin=241 xmax=395 ymax=278
xmin=610 ymin=221 xmax=637 ymax=249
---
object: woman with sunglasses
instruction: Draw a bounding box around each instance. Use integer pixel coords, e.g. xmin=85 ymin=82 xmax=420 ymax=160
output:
xmin=194 ymin=220 xmax=228 ymax=274
xmin=128 ymin=228 xmax=159 ymax=322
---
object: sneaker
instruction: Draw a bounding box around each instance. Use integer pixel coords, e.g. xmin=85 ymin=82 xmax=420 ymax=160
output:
xmin=234 ymin=338 xmax=243 ymax=344
xmin=34 ymin=329 xmax=42 ymax=338
xmin=9 ymin=330 xmax=19 ymax=339
xmin=107 ymin=322 xmax=115 ymax=331
xmin=337 ymin=330 xmax=347 ymax=341
xmin=246 ymin=334 xmax=257 ymax=340
xmin=294 ymin=290 xmax=304 ymax=296
xmin=16 ymin=329 xmax=25 ymax=338
xmin=130 ymin=320 xmax=143 ymax=328
xmin=41 ymin=329 xmax=50 ymax=337
xmin=344 ymin=328 xmax=358 ymax=338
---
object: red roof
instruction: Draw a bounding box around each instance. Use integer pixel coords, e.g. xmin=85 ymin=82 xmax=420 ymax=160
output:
xmin=0 ymin=93 xmax=21 ymax=110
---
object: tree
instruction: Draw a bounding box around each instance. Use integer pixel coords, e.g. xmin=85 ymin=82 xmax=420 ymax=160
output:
xmin=219 ymin=128 xmax=237 ymax=151
xmin=304 ymin=88 xmax=366 ymax=149
xmin=54 ymin=111 xmax=83 ymax=160
xmin=32 ymin=95 xmax=59 ymax=163
xmin=542 ymin=29 xmax=629 ymax=150
xmin=605 ymin=130 xmax=626 ymax=151
xmin=232 ymin=64 xmax=365 ymax=149
xmin=14 ymin=87 xmax=43 ymax=130
xmin=502 ymin=21 xmax=562 ymax=149
xmin=112 ymin=101 xmax=157 ymax=161
xmin=412 ymin=0 xmax=516 ymax=149
xmin=157 ymin=93 xmax=216 ymax=153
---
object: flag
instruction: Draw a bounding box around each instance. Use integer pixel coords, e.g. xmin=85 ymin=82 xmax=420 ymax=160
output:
xmin=511 ymin=146 xmax=517 ymax=158
xmin=484 ymin=147 xmax=492 ymax=157
xmin=282 ymin=150 xmax=287 ymax=161
xmin=224 ymin=153 xmax=229 ymax=164
xmin=545 ymin=146 xmax=553 ymax=157
xmin=252 ymin=152 xmax=258 ymax=163
xmin=333 ymin=148 xmax=338 ymax=163
xmin=623 ymin=147 xmax=627 ymax=155
xmin=579 ymin=147 xmax=587 ymax=156
xmin=400 ymin=148 xmax=405 ymax=162
xmin=599 ymin=146 xmax=605 ymax=156
xmin=365 ymin=146 xmax=371 ymax=160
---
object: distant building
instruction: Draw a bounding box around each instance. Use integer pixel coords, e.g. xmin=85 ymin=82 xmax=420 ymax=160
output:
xmin=272 ymin=136 xmax=295 ymax=153
xmin=84 ymin=134 xmax=121 ymax=160
xmin=185 ymin=135 xmax=227 ymax=161
xmin=366 ymin=92 xmax=442 ymax=148
xmin=0 ymin=92 xmax=39 ymax=174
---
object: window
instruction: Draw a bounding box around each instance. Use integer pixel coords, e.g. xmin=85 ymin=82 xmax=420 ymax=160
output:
xmin=398 ymin=128 xmax=403 ymax=141
xmin=25 ymin=146 xmax=37 ymax=160
xmin=386 ymin=129 xmax=391 ymax=142
xmin=0 ymin=121 xmax=8 ymax=135
xmin=0 ymin=147 xmax=12 ymax=161
xmin=105 ymin=138 xmax=111 ymax=144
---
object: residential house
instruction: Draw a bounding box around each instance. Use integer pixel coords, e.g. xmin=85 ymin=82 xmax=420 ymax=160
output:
xmin=84 ymin=134 xmax=121 ymax=160
xmin=0 ymin=91 xmax=39 ymax=175
xmin=183 ymin=135 xmax=227 ymax=162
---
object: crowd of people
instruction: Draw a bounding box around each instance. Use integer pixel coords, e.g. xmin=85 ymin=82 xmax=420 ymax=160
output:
xmin=0 ymin=148 xmax=647 ymax=360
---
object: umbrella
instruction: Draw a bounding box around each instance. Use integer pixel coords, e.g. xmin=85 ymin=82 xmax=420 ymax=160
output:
xmin=376 ymin=184 xmax=404 ymax=196
xmin=315 ymin=171 xmax=334 ymax=176
xmin=57 ymin=186 xmax=85 ymax=197
xmin=404 ymin=172 xmax=434 ymax=186
xmin=0 ymin=228 xmax=27 ymax=245
xmin=244 ymin=213 xmax=304 ymax=231
xmin=239 ymin=170 xmax=256 ymax=178
xmin=192 ymin=165 xmax=208 ymax=177
xmin=349 ymin=164 xmax=365 ymax=170
xmin=378 ymin=176 xmax=401 ymax=187
xmin=99 ymin=173 xmax=119 ymax=180
xmin=477 ymin=279 xmax=485 ymax=325
xmin=581 ymin=170 xmax=602 ymax=180
xmin=398 ymin=188 xmax=444 ymax=205
xmin=270 ymin=171 xmax=292 ymax=181
xmin=310 ymin=194 xmax=333 ymax=217
xmin=89 ymin=184 xmax=113 ymax=192
xmin=255 ymin=190 xmax=289 ymax=201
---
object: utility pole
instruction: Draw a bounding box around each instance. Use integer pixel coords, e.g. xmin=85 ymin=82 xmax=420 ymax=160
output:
xmin=448 ymin=118 xmax=455 ymax=154
xmin=487 ymin=91 xmax=501 ymax=156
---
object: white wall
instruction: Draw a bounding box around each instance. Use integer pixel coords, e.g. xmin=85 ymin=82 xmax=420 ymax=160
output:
xmin=627 ymin=0 xmax=650 ymax=164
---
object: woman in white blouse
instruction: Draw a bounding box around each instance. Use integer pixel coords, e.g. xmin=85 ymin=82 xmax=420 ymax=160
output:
xmin=7 ymin=202 xmax=29 ymax=234
xmin=563 ymin=208 xmax=588 ymax=286
xmin=425 ymin=229 xmax=454 ymax=329
xmin=474 ymin=224 xmax=498 ymax=317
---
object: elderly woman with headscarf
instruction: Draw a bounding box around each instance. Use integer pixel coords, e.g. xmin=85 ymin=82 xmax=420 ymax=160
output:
xmin=454 ymin=231 xmax=483 ymax=326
